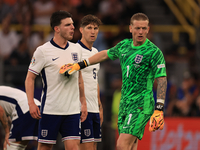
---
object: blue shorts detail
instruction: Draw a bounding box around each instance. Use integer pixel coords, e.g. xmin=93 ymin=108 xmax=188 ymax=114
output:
xmin=81 ymin=112 xmax=101 ymax=143
xmin=38 ymin=114 xmax=81 ymax=144
xmin=9 ymin=111 xmax=39 ymax=142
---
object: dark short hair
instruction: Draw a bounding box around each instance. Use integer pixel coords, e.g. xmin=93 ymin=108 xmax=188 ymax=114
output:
xmin=50 ymin=10 xmax=72 ymax=30
xmin=80 ymin=14 xmax=102 ymax=27
xmin=130 ymin=13 xmax=149 ymax=25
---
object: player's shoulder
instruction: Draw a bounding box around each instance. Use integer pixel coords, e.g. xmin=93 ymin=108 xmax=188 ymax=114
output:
xmin=39 ymin=41 xmax=51 ymax=48
xmin=35 ymin=41 xmax=51 ymax=53
xmin=115 ymin=38 xmax=132 ymax=49
xmin=146 ymin=39 xmax=161 ymax=52
xmin=75 ymin=41 xmax=99 ymax=53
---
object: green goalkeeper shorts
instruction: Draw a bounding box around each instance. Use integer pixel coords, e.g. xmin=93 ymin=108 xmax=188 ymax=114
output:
xmin=118 ymin=104 xmax=152 ymax=140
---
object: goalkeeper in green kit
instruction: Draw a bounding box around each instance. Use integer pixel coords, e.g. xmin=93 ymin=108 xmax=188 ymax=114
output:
xmin=60 ymin=13 xmax=167 ymax=150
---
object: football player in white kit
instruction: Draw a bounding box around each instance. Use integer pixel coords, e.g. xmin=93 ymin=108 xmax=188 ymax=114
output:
xmin=0 ymin=86 xmax=40 ymax=150
xmin=77 ymin=15 xmax=103 ymax=150
xmin=25 ymin=10 xmax=87 ymax=150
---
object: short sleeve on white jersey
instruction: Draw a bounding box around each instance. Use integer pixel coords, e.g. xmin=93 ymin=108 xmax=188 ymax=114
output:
xmin=29 ymin=47 xmax=45 ymax=75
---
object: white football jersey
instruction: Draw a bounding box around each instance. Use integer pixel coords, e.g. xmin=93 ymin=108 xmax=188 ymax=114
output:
xmin=28 ymin=39 xmax=82 ymax=115
xmin=76 ymin=40 xmax=100 ymax=113
xmin=0 ymin=86 xmax=40 ymax=121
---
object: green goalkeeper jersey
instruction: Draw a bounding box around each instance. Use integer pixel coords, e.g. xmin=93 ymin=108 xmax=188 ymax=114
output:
xmin=107 ymin=38 xmax=166 ymax=114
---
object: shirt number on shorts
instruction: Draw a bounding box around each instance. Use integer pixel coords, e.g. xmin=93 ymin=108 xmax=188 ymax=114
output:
xmin=127 ymin=114 xmax=132 ymax=125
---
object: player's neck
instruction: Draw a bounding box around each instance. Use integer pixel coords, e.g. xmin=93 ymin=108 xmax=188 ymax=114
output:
xmin=80 ymin=39 xmax=93 ymax=50
xmin=53 ymin=36 xmax=68 ymax=48
xmin=133 ymin=38 xmax=147 ymax=46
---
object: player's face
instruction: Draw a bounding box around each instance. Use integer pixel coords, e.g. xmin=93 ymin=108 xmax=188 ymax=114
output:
xmin=58 ymin=18 xmax=75 ymax=40
xmin=80 ymin=23 xmax=99 ymax=43
xmin=129 ymin=20 xmax=149 ymax=46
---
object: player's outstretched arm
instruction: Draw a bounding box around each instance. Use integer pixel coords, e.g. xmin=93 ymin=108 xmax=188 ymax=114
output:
xmin=0 ymin=106 xmax=10 ymax=149
xmin=79 ymin=71 xmax=88 ymax=122
xmin=25 ymin=71 xmax=41 ymax=120
xmin=149 ymin=76 xmax=167 ymax=132
xmin=60 ymin=50 xmax=109 ymax=76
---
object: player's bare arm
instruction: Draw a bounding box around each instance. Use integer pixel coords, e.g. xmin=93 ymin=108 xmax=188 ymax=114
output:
xmin=66 ymin=50 xmax=110 ymax=76
xmin=88 ymin=50 xmax=109 ymax=65
xmin=25 ymin=71 xmax=41 ymax=119
xmin=79 ymin=71 xmax=88 ymax=122
xmin=98 ymin=84 xmax=103 ymax=126
xmin=0 ymin=106 xmax=10 ymax=149
xmin=156 ymin=76 xmax=167 ymax=101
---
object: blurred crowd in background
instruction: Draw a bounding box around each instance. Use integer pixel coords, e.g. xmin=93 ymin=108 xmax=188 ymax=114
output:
xmin=0 ymin=0 xmax=200 ymax=150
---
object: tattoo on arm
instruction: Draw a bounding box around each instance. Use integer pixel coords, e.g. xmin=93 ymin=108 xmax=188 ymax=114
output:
xmin=156 ymin=76 xmax=167 ymax=100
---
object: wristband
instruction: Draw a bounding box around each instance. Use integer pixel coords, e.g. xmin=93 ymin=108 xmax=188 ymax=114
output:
xmin=78 ymin=59 xmax=90 ymax=69
xmin=157 ymin=99 xmax=165 ymax=104
xmin=85 ymin=58 xmax=90 ymax=66
xmin=155 ymin=103 xmax=164 ymax=111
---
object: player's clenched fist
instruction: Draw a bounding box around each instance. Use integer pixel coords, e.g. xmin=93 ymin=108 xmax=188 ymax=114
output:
xmin=149 ymin=110 xmax=164 ymax=132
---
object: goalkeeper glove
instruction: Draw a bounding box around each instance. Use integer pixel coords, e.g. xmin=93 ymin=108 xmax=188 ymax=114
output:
xmin=59 ymin=59 xmax=90 ymax=76
xmin=149 ymin=103 xmax=164 ymax=132
xmin=59 ymin=63 xmax=73 ymax=76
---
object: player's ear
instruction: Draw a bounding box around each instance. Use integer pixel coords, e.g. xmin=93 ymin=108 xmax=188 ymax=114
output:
xmin=129 ymin=24 xmax=132 ymax=33
xmin=147 ymin=26 xmax=150 ymax=34
xmin=79 ymin=27 xmax=83 ymax=34
xmin=54 ymin=26 xmax=61 ymax=33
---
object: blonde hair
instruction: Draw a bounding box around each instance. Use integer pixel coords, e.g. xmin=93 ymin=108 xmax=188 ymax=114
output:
xmin=130 ymin=13 xmax=149 ymax=25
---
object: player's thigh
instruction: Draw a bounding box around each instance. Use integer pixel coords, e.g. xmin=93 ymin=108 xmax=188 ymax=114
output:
xmin=60 ymin=114 xmax=81 ymax=141
xmin=119 ymin=108 xmax=151 ymax=140
xmin=81 ymin=113 xmax=101 ymax=143
xmin=64 ymin=139 xmax=80 ymax=150
xmin=38 ymin=114 xmax=62 ymax=144
xmin=93 ymin=113 xmax=101 ymax=142
xmin=131 ymin=138 xmax=138 ymax=150
xmin=80 ymin=142 xmax=97 ymax=150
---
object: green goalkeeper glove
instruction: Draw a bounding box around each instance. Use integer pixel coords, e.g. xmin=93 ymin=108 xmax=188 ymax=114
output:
xmin=149 ymin=103 xmax=164 ymax=132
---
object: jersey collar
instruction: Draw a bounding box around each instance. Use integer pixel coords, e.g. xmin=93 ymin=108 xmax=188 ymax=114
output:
xmin=131 ymin=38 xmax=149 ymax=49
xmin=77 ymin=40 xmax=92 ymax=51
xmin=50 ymin=38 xmax=69 ymax=50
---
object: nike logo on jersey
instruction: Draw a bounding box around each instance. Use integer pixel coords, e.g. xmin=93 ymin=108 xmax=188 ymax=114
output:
xmin=123 ymin=126 xmax=130 ymax=129
xmin=52 ymin=57 xmax=59 ymax=61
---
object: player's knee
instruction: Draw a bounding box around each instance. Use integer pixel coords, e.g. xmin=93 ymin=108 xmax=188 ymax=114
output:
xmin=64 ymin=140 xmax=80 ymax=150
xmin=116 ymin=140 xmax=128 ymax=150
xmin=80 ymin=142 xmax=96 ymax=150
xmin=116 ymin=142 xmax=124 ymax=150
xmin=7 ymin=142 xmax=27 ymax=150
xmin=38 ymin=142 xmax=53 ymax=150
